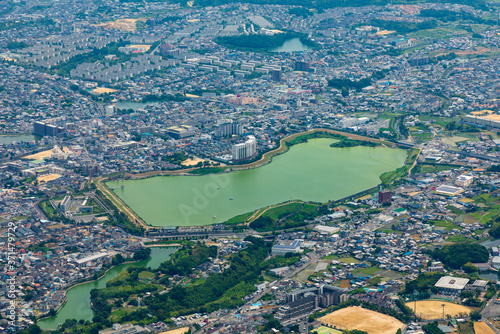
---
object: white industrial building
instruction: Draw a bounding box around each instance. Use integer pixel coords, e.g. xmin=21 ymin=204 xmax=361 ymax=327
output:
xmin=455 ymin=175 xmax=473 ymax=187
xmin=434 ymin=185 xmax=464 ymax=197
xmin=271 ymin=239 xmax=303 ymax=256
xmin=434 ymin=276 xmax=469 ymax=296
xmin=492 ymin=256 xmax=500 ymax=269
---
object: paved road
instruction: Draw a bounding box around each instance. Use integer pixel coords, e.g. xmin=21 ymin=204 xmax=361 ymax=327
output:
xmin=482 ymin=294 xmax=500 ymax=319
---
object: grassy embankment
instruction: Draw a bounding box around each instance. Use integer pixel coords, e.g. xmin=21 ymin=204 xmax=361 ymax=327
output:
xmin=379 ymin=147 xmax=421 ymax=185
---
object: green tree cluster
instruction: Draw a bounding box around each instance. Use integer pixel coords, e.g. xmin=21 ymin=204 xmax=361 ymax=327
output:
xmin=161 ymin=152 xmax=188 ymax=165
xmin=330 ymin=139 xmax=378 ymax=148
xmin=401 ymin=272 xmax=443 ymax=295
xmin=289 ymin=7 xmax=312 ymax=18
xmin=328 ymin=70 xmax=388 ymax=95
xmin=7 ymin=41 xmax=29 ymax=50
xmin=445 ymin=121 xmax=479 ymax=133
xmin=422 ymin=322 xmax=445 ymax=334
xmin=145 ymin=237 xmax=270 ymax=320
xmin=262 ymin=253 xmax=301 ymax=269
xmin=156 ymin=243 xmax=217 ymax=277
xmin=487 ymin=165 xmax=500 ymax=173
xmin=133 ymin=247 xmax=151 ymax=261
xmin=432 ymin=243 xmax=488 ymax=269
xmin=370 ymin=19 xmax=437 ymax=33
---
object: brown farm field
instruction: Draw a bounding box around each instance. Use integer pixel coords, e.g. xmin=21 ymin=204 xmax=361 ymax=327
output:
xmin=318 ymin=306 xmax=405 ymax=334
xmin=405 ymin=300 xmax=471 ymax=319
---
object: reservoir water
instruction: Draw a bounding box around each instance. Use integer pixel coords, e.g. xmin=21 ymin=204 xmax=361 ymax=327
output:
xmin=272 ymin=38 xmax=312 ymax=52
xmin=0 ymin=134 xmax=36 ymax=145
xmin=108 ymin=139 xmax=407 ymax=227
xmin=38 ymin=247 xmax=177 ymax=330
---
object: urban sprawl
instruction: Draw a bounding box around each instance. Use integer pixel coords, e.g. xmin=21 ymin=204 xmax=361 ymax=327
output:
xmin=4 ymin=0 xmax=500 ymax=334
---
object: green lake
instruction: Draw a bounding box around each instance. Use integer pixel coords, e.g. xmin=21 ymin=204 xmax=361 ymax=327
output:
xmin=271 ymin=38 xmax=311 ymax=52
xmin=108 ymin=139 xmax=407 ymax=227
xmin=38 ymin=247 xmax=177 ymax=330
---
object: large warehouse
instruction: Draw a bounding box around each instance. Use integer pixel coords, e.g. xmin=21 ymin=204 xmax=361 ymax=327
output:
xmin=434 ymin=185 xmax=464 ymax=197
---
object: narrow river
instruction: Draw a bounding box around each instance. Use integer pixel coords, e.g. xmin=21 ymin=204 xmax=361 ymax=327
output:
xmin=38 ymin=247 xmax=177 ymax=330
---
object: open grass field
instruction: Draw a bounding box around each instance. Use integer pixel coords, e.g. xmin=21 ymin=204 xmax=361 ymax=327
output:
xmin=441 ymin=136 xmax=470 ymax=147
xmin=337 ymin=257 xmax=360 ymax=264
xmin=416 ymin=164 xmax=458 ymax=174
xmin=314 ymin=326 xmax=342 ymax=334
xmin=294 ymin=263 xmax=316 ymax=283
xmin=474 ymin=322 xmax=496 ymax=334
xmin=138 ymin=271 xmax=154 ymax=280
xmin=405 ymin=300 xmax=471 ymax=319
xmin=318 ymin=306 xmax=404 ymax=334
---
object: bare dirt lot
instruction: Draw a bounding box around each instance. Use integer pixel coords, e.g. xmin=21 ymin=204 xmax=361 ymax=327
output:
xmin=181 ymin=158 xmax=206 ymax=166
xmin=94 ymin=18 xmax=145 ymax=32
xmin=23 ymin=146 xmax=72 ymax=160
xmin=92 ymin=87 xmax=119 ymax=94
xmin=158 ymin=327 xmax=190 ymax=334
xmin=318 ymin=306 xmax=405 ymax=334
xmin=37 ymin=173 xmax=61 ymax=183
xmin=405 ymin=300 xmax=471 ymax=319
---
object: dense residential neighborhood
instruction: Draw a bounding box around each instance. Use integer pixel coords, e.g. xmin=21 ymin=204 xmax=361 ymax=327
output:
xmin=3 ymin=0 xmax=500 ymax=333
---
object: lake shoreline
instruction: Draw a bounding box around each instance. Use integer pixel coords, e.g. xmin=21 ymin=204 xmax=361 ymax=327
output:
xmin=120 ymin=128 xmax=393 ymax=180
xmin=37 ymin=247 xmax=178 ymax=330
xmin=105 ymin=135 xmax=405 ymax=228
xmin=36 ymin=258 xmax=146 ymax=328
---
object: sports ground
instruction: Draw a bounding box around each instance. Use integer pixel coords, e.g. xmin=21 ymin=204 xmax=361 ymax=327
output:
xmin=405 ymin=300 xmax=471 ymax=319
xmin=318 ymin=306 xmax=405 ymax=334
xmin=314 ymin=326 xmax=342 ymax=334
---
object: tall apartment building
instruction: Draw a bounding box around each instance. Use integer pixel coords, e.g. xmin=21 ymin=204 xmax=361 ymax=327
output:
xmin=272 ymin=69 xmax=283 ymax=82
xmin=378 ymin=190 xmax=392 ymax=204
xmin=294 ymin=61 xmax=310 ymax=72
xmin=214 ymin=122 xmax=244 ymax=138
xmin=33 ymin=121 xmax=66 ymax=137
xmin=82 ymin=163 xmax=99 ymax=177
xmin=60 ymin=196 xmax=72 ymax=212
xmin=232 ymin=135 xmax=257 ymax=161
xmin=276 ymin=285 xmax=348 ymax=323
